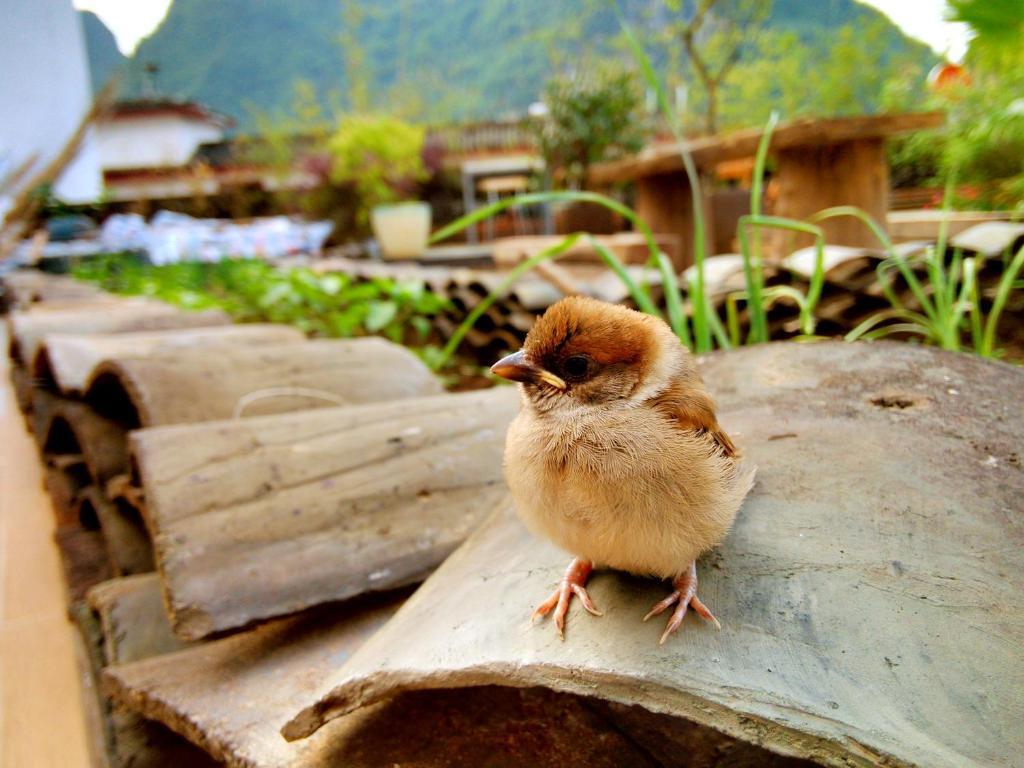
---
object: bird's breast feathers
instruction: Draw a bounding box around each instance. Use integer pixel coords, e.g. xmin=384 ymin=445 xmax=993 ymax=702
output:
xmin=503 ymin=402 xmax=753 ymax=577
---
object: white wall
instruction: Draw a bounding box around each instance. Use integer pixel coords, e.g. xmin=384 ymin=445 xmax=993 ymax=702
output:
xmin=0 ymin=0 xmax=102 ymax=212
xmin=96 ymin=114 xmax=225 ymax=170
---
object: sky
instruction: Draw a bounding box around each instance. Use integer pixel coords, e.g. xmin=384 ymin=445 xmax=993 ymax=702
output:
xmin=859 ymin=0 xmax=969 ymax=61
xmin=73 ymin=0 xmax=171 ymax=54
xmin=74 ymin=0 xmax=971 ymax=61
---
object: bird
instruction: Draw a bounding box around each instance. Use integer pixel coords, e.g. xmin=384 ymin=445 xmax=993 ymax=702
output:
xmin=490 ymin=296 xmax=754 ymax=644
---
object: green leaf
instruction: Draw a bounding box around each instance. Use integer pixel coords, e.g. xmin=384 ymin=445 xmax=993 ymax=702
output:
xmin=410 ymin=316 xmax=432 ymax=339
xmin=364 ymin=300 xmax=398 ymax=332
xmin=258 ymin=281 xmax=295 ymax=309
xmin=340 ymin=282 xmax=384 ymax=302
xmin=391 ymin=279 xmax=425 ymax=303
xmin=320 ymin=273 xmax=345 ymax=296
xmin=328 ymin=308 xmax=364 ymax=337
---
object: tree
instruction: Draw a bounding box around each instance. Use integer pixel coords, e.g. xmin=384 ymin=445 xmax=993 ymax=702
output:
xmin=711 ymin=18 xmax=930 ymax=132
xmin=947 ymin=0 xmax=1024 ymax=73
xmin=532 ymin=60 xmax=647 ymax=188
xmin=665 ymin=0 xmax=772 ymax=135
xmin=884 ymin=1 xmax=1024 ymax=210
xmin=328 ymin=115 xmax=426 ymax=226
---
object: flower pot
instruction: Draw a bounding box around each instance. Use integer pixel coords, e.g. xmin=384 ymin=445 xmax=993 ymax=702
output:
xmin=370 ymin=202 xmax=431 ymax=260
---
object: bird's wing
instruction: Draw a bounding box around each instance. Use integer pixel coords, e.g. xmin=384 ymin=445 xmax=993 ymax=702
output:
xmin=650 ymin=381 xmax=738 ymax=457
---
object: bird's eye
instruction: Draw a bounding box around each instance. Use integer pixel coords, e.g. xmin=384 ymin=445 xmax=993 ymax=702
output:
xmin=561 ymin=354 xmax=591 ymax=380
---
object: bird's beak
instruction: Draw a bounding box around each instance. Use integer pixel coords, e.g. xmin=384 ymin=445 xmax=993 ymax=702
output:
xmin=490 ymin=350 xmax=567 ymax=391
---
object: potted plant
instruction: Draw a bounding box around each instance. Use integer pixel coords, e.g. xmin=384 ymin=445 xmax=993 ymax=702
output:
xmin=329 ymin=114 xmax=430 ymax=259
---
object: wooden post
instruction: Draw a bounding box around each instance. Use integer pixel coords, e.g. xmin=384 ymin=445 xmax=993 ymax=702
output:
xmin=634 ymin=171 xmax=715 ymax=271
xmin=771 ymin=138 xmax=889 ymax=254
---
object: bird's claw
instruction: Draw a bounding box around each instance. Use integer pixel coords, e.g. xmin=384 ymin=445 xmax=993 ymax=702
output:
xmin=643 ymin=561 xmax=720 ymax=644
xmin=532 ymin=558 xmax=601 ymax=639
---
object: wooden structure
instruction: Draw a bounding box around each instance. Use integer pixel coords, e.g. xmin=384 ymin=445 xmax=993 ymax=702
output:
xmin=589 ymin=112 xmax=945 ymax=266
xmin=284 ymin=342 xmax=1024 ymax=768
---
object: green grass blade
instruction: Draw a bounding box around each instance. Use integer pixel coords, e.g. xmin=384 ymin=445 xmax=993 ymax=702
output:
xmin=585 ymin=236 xmax=662 ymax=319
xmin=981 ymin=244 xmax=1024 ymax=356
xmin=859 ymin=323 xmax=934 ymax=341
xmin=968 ymin=261 xmax=984 ymax=353
xmin=611 ymin=0 xmax=710 ymax=351
xmin=725 ymin=294 xmax=742 ymax=347
xmin=432 ymin=190 xmax=640 ymax=246
xmin=430 ymin=190 xmax=661 ymax=279
xmin=844 ymin=308 xmax=934 ymax=342
xmin=735 ymin=224 xmax=766 ymax=343
xmin=876 ymin=255 xmax=938 ymax=323
xmin=705 ymin=300 xmax=731 ymax=349
xmin=808 ymin=206 xmax=895 ymax=256
xmin=949 ymin=256 xmax=976 ymax=329
xmin=653 ymin=249 xmax=691 ymax=346
xmin=740 ymin=214 xmax=827 ymax=338
xmin=733 ymin=112 xmax=780 ymax=347
xmin=432 ymin=233 xmax=585 ymax=368
xmin=431 ymin=188 xmax=694 ymax=347
xmin=751 ymin=112 xmax=779 ymax=222
xmin=946 ymin=247 xmax=964 ymax=310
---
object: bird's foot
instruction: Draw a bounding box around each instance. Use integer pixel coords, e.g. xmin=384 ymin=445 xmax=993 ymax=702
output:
xmin=643 ymin=560 xmax=721 ymax=644
xmin=532 ymin=558 xmax=602 ymax=639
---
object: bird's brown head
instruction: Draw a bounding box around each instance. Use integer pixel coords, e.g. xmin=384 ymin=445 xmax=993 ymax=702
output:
xmin=491 ymin=296 xmax=682 ymax=411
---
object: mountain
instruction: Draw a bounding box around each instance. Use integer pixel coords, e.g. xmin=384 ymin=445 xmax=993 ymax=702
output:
xmin=79 ymin=10 xmax=125 ymax=95
xmin=119 ymin=0 xmax=936 ymax=129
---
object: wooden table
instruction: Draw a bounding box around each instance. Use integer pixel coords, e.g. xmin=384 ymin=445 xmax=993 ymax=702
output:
xmin=589 ymin=112 xmax=945 ymax=267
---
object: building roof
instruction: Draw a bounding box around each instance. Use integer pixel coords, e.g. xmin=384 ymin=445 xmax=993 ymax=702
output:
xmin=106 ymin=99 xmax=235 ymax=129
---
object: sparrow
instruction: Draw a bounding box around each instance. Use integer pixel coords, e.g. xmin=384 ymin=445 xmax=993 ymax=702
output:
xmin=491 ymin=296 xmax=754 ymax=644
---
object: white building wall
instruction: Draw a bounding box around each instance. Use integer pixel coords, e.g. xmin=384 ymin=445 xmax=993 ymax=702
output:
xmin=0 ymin=0 xmax=102 ymax=212
xmin=96 ymin=115 xmax=225 ymax=170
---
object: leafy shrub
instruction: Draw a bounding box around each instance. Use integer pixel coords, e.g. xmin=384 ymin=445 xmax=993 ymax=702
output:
xmin=531 ymin=60 xmax=647 ymax=188
xmin=72 ymin=256 xmax=450 ymax=347
xmin=886 ymin=0 xmax=1024 ymax=210
xmin=328 ymin=115 xmax=427 ymax=226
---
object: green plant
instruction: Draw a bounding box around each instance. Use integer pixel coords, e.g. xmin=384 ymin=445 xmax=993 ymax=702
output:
xmin=328 ymin=115 xmax=427 ymax=226
xmin=429 ymin=190 xmax=685 ymax=352
xmin=429 ymin=0 xmax=1024 ymax=367
xmin=531 ymin=60 xmax=647 ymax=188
xmin=886 ymin=0 xmax=1024 ymax=208
xmin=830 ymin=185 xmax=1024 ymax=357
xmin=71 ymin=256 xmax=450 ymax=347
xmin=423 ymin=1 xmax=834 ymax=368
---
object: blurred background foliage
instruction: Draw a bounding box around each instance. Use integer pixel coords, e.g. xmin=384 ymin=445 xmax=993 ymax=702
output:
xmin=83 ymin=0 xmax=1024 ymax=221
xmin=888 ymin=0 xmax=1024 ymax=211
xmin=109 ymin=0 xmax=934 ymax=129
xmin=529 ymin=60 xmax=648 ymax=189
xmin=71 ymin=255 xmax=451 ymax=348
xmin=327 ymin=115 xmax=426 ymax=224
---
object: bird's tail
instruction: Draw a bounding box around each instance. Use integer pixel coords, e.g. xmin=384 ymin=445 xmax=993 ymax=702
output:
xmin=730 ymin=459 xmax=757 ymax=504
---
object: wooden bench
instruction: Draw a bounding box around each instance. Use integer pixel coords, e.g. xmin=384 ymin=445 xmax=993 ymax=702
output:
xmin=589 ymin=112 xmax=945 ymax=267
